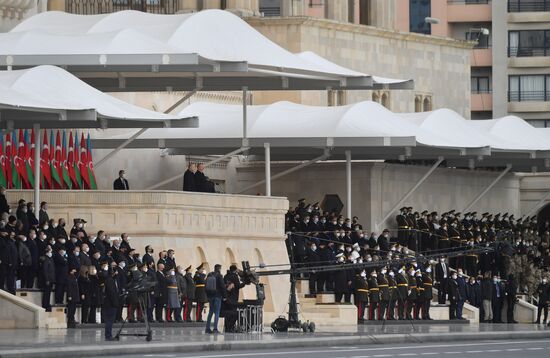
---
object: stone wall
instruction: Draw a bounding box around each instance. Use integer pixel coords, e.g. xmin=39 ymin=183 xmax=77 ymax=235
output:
xmin=247 ymin=16 xmax=473 ymax=117
xmin=234 ymin=161 xmax=521 ymax=231
xmin=8 ymin=190 xmax=290 ymax=315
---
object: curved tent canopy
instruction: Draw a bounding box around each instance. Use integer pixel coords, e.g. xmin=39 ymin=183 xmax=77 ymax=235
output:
xmin=0 ymin=65 xmax=197 ymax=129
xmin=0 ymin=10 xmax=413 ymax=91
xmin=92 ymin=100 xmax=550 ymax=170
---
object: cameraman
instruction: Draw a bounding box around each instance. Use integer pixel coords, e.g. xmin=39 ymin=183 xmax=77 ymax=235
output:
xmin=223 ymin=264 xmax=246 ymax=333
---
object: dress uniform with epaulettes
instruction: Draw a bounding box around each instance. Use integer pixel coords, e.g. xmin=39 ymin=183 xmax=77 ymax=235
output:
xmin=387 ymin=274 xmax=398 ymax=320
xmin=378 ymin=273 xmax=390 ymax=320
xmin=396 ymin=271 xmax=408 ymax=320
xmin=354 ymin=273 xmax=369 ymax=322
xmin=368 ymin=274 xmax=380 ymax=320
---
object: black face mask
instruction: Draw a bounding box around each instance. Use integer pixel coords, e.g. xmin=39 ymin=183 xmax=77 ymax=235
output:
xmin=61 ymin=223 xmax=66 ymax=227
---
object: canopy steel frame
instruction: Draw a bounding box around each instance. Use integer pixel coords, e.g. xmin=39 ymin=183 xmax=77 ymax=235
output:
xmin=345 ymin=150 xmax=352 ymax=220
xmin=237 ymin=149 xmax=331 ymax=195
xmin=146 ymin=146 xmax=250 ymax=190
xmin=462 ymin=164 xmax=512 ymax=213
xmin=265 ymin=143 xmax=271 ymax=197
xmin=376 ymin=156 xmax=445 ymax=230
xmin=525 ymin=190 xmax=550 ymax=218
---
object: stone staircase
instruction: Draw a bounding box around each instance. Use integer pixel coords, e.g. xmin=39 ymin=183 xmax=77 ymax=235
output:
xmin=295 ymin=280 xmax=357 ymax=326
xmin=0 ymin=289 xmax=66 ymax=329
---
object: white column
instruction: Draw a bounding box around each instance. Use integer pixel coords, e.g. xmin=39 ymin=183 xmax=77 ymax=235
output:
xmin=264 ymin=142 xmax=271 ymax=197
xmin=33 ymin=124 xmax=40 ymax=220
xmin=345 ymin=150 xmax=352 ymax=219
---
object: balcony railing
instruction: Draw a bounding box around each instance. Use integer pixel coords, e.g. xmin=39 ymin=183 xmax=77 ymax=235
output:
xmin=508 ymin=46 xmax=550 ymax=57
xmin=508 ymin=0 xmax=550 ymax=12
xmin=448 ymin=0 xmax=490 ymax=4
xmin=472 ymin=89 xmax=492 ymax=94
xmin=259 ymin=6 xmax=281 ymax=17
xmin=65 ymin=0 xmax=180 ymax=15
xmin=508 ymin=90 xmax=550 ymax=101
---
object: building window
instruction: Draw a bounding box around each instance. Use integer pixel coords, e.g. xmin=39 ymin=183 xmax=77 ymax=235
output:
xmin=423 ymin=96 xmax=432 ymax=111
xmin=259 ymin=0 xmax=281 ymax=16
xmin=359 ymin=0 xmax=371 ymax=25
xmin=529 ymin=120 xmax=550 ymax=127
xmin=372 ymin=91 xmax=380 ymax=103
xmin=308 ymin=0 xmax=324 ymax=7
xmin=409 ymin=0 xmax=431 ymax=35
xmin=508 ymin=0 xmax=550 ymax=12
xmin=508 ymin=74 xmax=550 ymax=101
xmin=466 ymin=31 xmax=492 ymax=49
xmin=415 ymin=96 xmax=422 ymax=112
xmin=508 ymin=30 xmax=550 ymax=57
xmin=471 ymin=76 xmax=491 ymax=93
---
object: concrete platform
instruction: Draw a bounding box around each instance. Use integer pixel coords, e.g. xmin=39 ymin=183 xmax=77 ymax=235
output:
xmin=0 ymin=323 xmax=549 ymax=358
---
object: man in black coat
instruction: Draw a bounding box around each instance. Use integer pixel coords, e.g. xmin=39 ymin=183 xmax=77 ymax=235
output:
xmin=492 ymin=275 xmax=504 ymax=323
xmin=536 ymin=278 xmax=549 ymax=324
xmin=53 ymin=248 xmax=69 ymax=304
xmin=223 ymin=265 xmax=246 ymax=333
xmin=142 ymin=246 xmax=154 ymax=267
xmin=155 ymin=263 xmax=167 ymax=322
xmin=435 ymin=257 xmax=449 ymax=304
xmin=40 ymin=250 xmax=55 ymax=311
xmin=66 ymin=268 xmax=80 ymax=328
xmin=0 ymin=186 xmax=9 ymax=215
xmin=447 ymin=272 xmax=460 ymax=320
xmin=102 ymin=268 xmax=120 ymax=341
xmin=194 ymin=163 xmax=208 ymax=192
xmin=113 ymin=169 xmax=129 ymax=190
xmin=0 ymin=232 xmax=18 ymax=294
xmin=183 ymin=163 xmax=197 ymax=192
xmin=38 ymin=202 xmax=49 ymax=227
xmin=505 ymin=274 xmax=518 ymax=323
xmin=307 ymin=243 xmax=320 ymax=294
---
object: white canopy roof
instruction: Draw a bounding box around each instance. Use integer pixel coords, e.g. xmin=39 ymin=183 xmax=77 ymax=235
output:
xmin=0 ymin=65 xmax=197 ymax=129
xmin=0 ymin=10 xmax=413 ymax=91
xmin=93 ymin=100 xmax=550 ymax=170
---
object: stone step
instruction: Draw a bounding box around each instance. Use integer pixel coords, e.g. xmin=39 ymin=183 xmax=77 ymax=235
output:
xmin=316 ymin=293 xmax=335 ymax=304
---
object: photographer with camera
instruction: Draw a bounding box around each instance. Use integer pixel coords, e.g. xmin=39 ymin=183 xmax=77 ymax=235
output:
xmin=223 ymin=264 xmax=246 ymax=333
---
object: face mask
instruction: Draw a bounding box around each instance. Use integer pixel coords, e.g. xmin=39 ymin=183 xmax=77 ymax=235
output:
xmin=119 ymin=262 xmax=126 ymax=269
xmin=372 ymin=274 xmax=377 ymax=278
xmin=46 ymin=252 xmax=52 ymax=257
xmin=60 ymin=251 xmax=66 ymax=256
xmin=321 ymin=219 xmax=326 ymax=224
xmin=360 ymin=271 xmax=366 ymax=278
xmin=426 ymin=267 xmax=432 ymax=273
xmin=170 ymin=271 xmax=175 ymax=276
xmin=367 ymin=257 xmax=372 ymax=262
xmin=346 ymin=247 xmax=352 ymax=252
xmin=389 ymin=271 xmax=395 ymax=277
xmin=381 ymin=269 xmax=387 ymax=274
xmin=59 ymin=239 xmax=66 ymax=244
xmin=22 ymin=208 xmax=27 ymax=213
xmin=313 ymin=218 xmax=318 ymax=223
xmin=338 ymin=221 xmax=344 ymax=225
xmin=338 ymin=257 xmax=345 ymax=263
xmin=71 ymin=238 xmax=77 ymax=243
xmin=332 ymin=221 xmax=337 ymax=225
xmin=543 ymin=279 xmax=548 ymax=284
xmin=74 ymin=251 xmax=80 ymax=257
xmin=311 ymin=245 xmax=317 ymax=251
xmin=22 ymin=237 xmax=27 ymax=242
xmin=493 ymin=278 xmax=498 ymax=283
xmin=143 ymin=268 xmax=148 ymax=273
xmin=452 ymin=275 xmax=457 ymax=280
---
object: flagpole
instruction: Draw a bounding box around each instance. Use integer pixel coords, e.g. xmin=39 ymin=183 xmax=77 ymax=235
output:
xmin=33 ymin=124 xmax=40 ymax=220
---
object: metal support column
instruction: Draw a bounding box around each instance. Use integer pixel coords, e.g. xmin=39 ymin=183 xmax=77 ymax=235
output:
xmin=243 ymin=87 xmax=248 ymax=139
xmin=462 ymin=164 xmax=512 ymax=213
xmin=265 ymin=143 xmax=271 ymax=197
xmin=33 ymin=124 xmax=40 ymax=220
xmin=237 ymin=149 xmax=330 ymax=194
xmin=345 ymin=150 xmax=351 ymax=219
xmin=376 ymin=156 xmax=444 ymax=230
xmin=146 ymin=146 xmax=250 ymax=190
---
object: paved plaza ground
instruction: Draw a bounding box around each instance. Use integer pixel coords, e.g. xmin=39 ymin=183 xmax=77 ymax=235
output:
xmin=0 ymin=323 xmax=549 ymax=358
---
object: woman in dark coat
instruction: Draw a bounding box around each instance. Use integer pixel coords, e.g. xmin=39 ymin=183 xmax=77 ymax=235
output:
xmin=193 ymin=266 xmax=207 ymax=322
xmin=78 ymin=266 xmax=92 ymax=324
xmin=67 ymin=268 xmax=80 ymax=328
xmin=88 ymin=266 xmax=101 ymax=324
xmin=184 ymin=266 xmax=196 ymax=322
xmin=175 ymin=266 xmax=187 ymax=322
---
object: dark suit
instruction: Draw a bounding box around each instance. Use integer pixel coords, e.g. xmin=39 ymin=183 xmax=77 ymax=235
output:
xmin=183 ymin=169 xmax=197 ymax=192
xmin=0 ymin=193 xmax=9 ymax=214
xmin=435 ymin=262 xmax=449 ymax=304
xmin=113 ymin=177 xmax=129 ymax=190
xmin=102 ymin=274 xmax=120 ymax=340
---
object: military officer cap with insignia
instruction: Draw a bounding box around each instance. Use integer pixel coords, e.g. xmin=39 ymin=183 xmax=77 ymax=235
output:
xmin=196 ymin=263 xmax=204 ymax=271
xmin=185 ymin=265 xmax=192 ymax=272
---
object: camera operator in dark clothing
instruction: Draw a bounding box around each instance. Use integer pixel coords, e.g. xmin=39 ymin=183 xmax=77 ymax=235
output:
xmin=223 ymin=265 xmax=246 ymax=333
xmin=101 ymin=265 xmax=120 ymax=341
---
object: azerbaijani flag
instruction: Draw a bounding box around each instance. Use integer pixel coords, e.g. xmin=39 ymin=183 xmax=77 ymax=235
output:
xmin=86 ymin=133 xmax=97 ymax=190
xmin=62 ymin=131 xmax=71 ymax=189
xmin=25 ymin=129 xmax=35 ymax=189
xmin=12 ymin=131 xmax=20 ymax=189
xmin=51 ymin=131 xmax=62 ymax=188
xmin=79 ymin=132 xmax=90 ymax=189
xmin=41 ymin=130 xmax=52 ymax=189
xmin=0 ymin=136 xmax=6 ymax=189
xmin=73 ymin=132 xmax=83 ymax=189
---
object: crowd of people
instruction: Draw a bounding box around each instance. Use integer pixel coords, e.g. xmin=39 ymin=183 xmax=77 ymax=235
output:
xmin=0 ymin=188 xmax=247 ymax=339
xmin=286 ymin=200 xmax=550 ymax=325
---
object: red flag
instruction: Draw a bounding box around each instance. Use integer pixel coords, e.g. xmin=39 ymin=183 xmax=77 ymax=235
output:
xmin=6 ymin=133 xmax=12 ymax=189
xmin=41 ymin=130 xmax=52 ymax=189
xmin=51 ymin=131 xmax=63 ymax=189
xmin=67 ymin=131 xmax=76 ymax=188
xmin=79 ymin=132 xmax=90 ymax=189
xmin=15 ymin=130 xmax=28 ymax=187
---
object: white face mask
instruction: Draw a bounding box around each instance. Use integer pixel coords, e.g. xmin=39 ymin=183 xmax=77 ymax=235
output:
xmin=170 ymin=271 xmax=175 ymax=276
xmin=46 ymin=252 xmax=52 ymax=258
xmin=43 ymin=225 xmax=49 ymax=230
xmin=372 ymin=274 xmax=377 ymax=278
xmin=360 ymin=271 xmax=366 ymax=278
xmin=119 ymin=262 xmax=126 ymax=269
xmin=78 ymin=223 xmax=83 ymax=228
xmin=452 ymin=275 xmax=458 ymax=280
xmin=426 ymin=267 xmax=432 ymax=273
xmin=389 ymin=271 xmax=395 ymax=277
xmin=103 ymin=266 xmax=109 ymax=271
xmin=59 ymin=239 xmax=66 ymax=244
xmin=381 ymin=269 xmax=387 ymax=274
xmin=74 ymin=251 xmax=80 ymax=257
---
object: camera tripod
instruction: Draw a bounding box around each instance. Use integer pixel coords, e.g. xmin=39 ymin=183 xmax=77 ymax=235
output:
xmin=115 ymin=292 xmax=152 ymax=341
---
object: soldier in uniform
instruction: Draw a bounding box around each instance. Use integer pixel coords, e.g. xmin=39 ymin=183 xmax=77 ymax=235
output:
xmin=413 ymin=270 xmax=424 ymax=320
xmin=354 ymin=270 xmax=369 ymax=322
xmin=422 ymin=267 xmax=433 ymax=320
xmin=395 ymin=267 xmax=408 ymax=320
xmin=368 ymin=270 xmax=380 ymax=320
xmin=165 ymin=268 xmax=180 ymax=322
xmin=465 ymin=240 xmax=479 ymax=277
xmin=396 ymin=208 xmax=409 ymax=247
xmin=193 ymin=263 xmax=207 ymax=322
xmin=418 ymin=211 xmax=431 ymax=252
xmin=387 ymin=270 xmax=398 ymax=320
xmin=406 ymin=268 xmax=417 ymax=320
xmin=448 ymin=219 xmax=461 ymax=268
xmin=378 ymin=267 xmax=390 ymax=321
xmin=437 ymin=222 xmax=450 ymax=250
xmin=448 ymin=272 xmax=460 ymax=320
